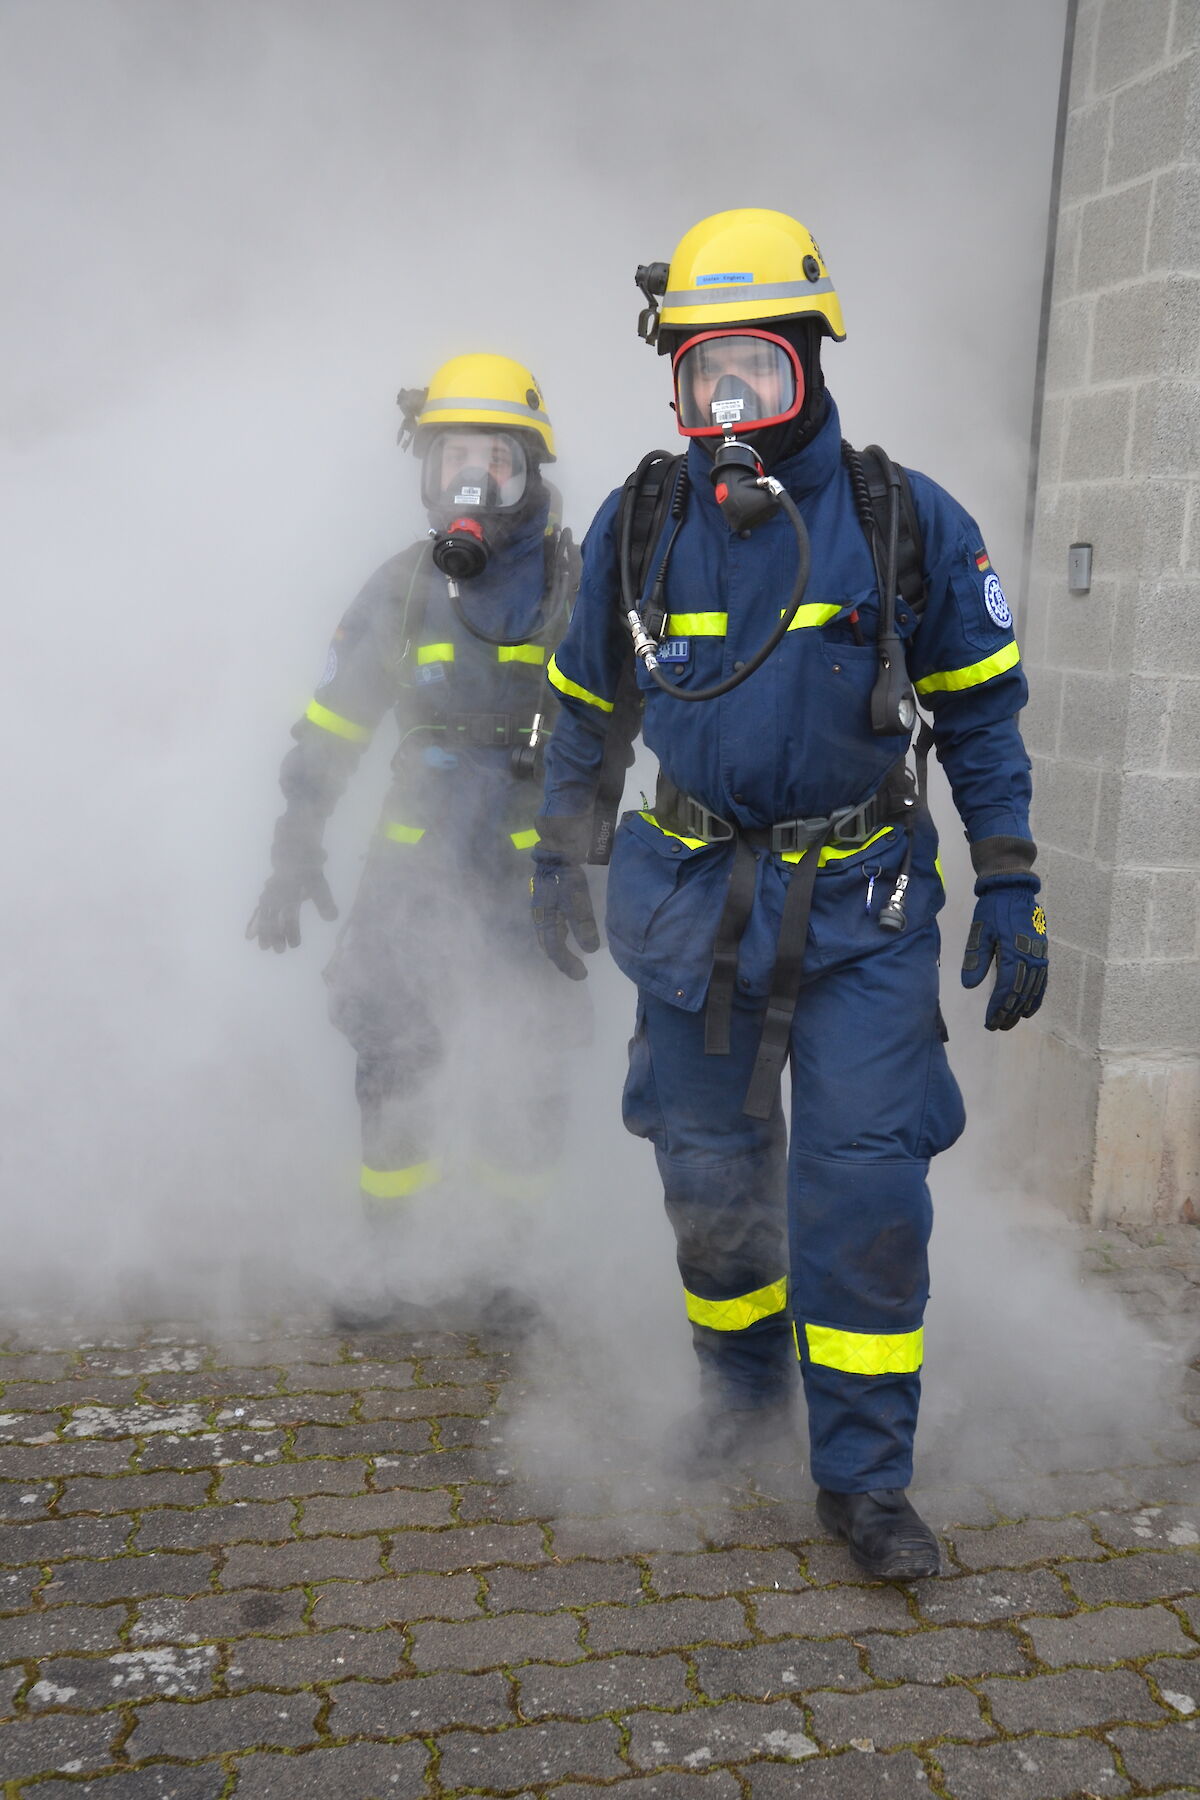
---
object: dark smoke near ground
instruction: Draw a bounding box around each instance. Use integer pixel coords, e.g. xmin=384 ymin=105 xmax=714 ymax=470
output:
xmin=7 ymin=0 xmax=1178 ymax=1481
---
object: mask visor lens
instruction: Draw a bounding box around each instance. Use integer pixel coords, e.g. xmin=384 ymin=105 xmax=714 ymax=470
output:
xmin=673 ymin=332 xmax=801 ymax=437
xmin=422 ymin=429 xmax=529 ymax=512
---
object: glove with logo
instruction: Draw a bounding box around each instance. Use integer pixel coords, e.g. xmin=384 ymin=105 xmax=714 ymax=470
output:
xmin=246 ymin=867 xmax=338 ymax=953
xmin=961 ymin=875 xmax=1048 ymax=1031
xmin=530 ymin=861 xmax=600 ymax=981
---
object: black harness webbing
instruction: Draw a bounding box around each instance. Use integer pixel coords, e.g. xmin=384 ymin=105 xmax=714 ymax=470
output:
xmin=741 ymin=818 xmax=838 ymax=1120
xmin=704 ymin=836 xmax=760 ymax=1056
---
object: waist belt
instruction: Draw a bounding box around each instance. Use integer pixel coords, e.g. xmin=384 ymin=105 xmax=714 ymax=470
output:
xmin=657 ymin=765 xmax=915 ymax=1120
xmin=447 ymin=711 xmax=530 ymax=749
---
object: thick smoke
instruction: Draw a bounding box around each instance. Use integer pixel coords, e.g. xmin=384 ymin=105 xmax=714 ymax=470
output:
xmin=6 ymin=0 xmax=1169 ymax=1478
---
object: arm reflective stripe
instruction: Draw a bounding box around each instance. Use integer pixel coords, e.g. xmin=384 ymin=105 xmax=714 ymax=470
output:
xmin=781 ymin=824 xmax=896 ymax=867
xmin=304 ymin=699 xmax=370 ymax=743
xmin=803 ymin=1322 xmax=924 ymax=1376
xmin=547 ymin=653 xmax=614 ymax=713
xmin=417 ymin=642 xmax=455 ymax=665
xmin=497 ymin=645 xmax=545 ymax=665
xmin=667 ymin=612 xmax=727 ymax=635
xmin=384 ymin=823 xmax=425 ymax=844
xmin=914 ymin=641 xmax=1021 ymax=696
xmin=684 ymin=1276 xmax=788 ymax=1332
xmin=510 ymin=828 xmax=540 ymax=849
xmin=360 ymin=1159 xmax=440 ymax=1199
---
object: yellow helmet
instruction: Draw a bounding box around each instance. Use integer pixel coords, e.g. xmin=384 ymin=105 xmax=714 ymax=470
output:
xmin=404 ymin=352 xmax=556 ymax=460
xmin=637 ymin=208 xmax=846 ymax=351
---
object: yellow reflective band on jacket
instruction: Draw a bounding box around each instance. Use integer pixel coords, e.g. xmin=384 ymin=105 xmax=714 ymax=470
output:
xmin=417 ymin=642 xmax=455 ymax=665
xmin=360 ymin=1159 xmax=440 ymax=1199
xmin=663 ymin=605 xmax=842 ymax=637
xmin=547 ymin=653 xmax=614 ymax=713
xmin=804 ymin=1322 xmax=924 ymax=1376
xmin=639 ymin=809 xmax=708 ymax=850
xmin=684 ymin=1276 xmax=788 ymax=1333
xmin=510 ymin=828 xmax=539 ymax=849
xmin=497 ymin=645 xmax=545 ymax=665
xmin=914 ymin=641 xmax=1021 ymax=696
xmin=781 ymin=824 xmax=896 ymax=866
xmin=384 ymin=822 xmax=425 ymax=844
xmin=935 ymin=853 xmax=945 ymax=889
xmin=304 ymin=699 xmax=370 ymax=743
xmin=786 ymin=603 xmax=843 ymax=630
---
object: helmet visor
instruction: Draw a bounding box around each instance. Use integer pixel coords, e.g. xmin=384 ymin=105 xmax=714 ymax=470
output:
xmin=673 ymin=330 xmax=802 ymax=437
xmin=421 ymin=428 xmax=530 ymax=513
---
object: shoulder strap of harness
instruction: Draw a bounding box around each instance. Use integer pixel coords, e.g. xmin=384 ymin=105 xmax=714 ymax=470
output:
xmin=841 ymin=440 xmax=927 ymax=618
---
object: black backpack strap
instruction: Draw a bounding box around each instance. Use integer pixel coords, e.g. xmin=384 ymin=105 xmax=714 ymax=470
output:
xmin=842 ymin=440 xmax=928 ymax=618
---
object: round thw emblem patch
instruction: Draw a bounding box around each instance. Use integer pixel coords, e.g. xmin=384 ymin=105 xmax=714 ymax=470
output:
xmin=983 ymin=572 xmax=1011 ymax=629
xmin=317 ymin=647 xmax=338 ymax=689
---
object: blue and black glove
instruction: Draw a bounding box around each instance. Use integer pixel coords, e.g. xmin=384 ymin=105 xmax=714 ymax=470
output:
xmin=531 ymin=861 xmax=600 ymax=981
xmin=961 ymin=873 xmax=1048 ymax=1031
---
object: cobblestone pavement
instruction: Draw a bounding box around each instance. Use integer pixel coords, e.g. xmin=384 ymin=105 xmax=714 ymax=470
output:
xmin=1 ymin=1224 xmax=1197 ymax=1798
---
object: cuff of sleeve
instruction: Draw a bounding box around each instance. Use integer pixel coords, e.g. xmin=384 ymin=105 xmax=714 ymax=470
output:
xmin=533 ymin=812 xmax=594 ymax=865
xmin=970 ymin=835 xmax=1037 ymax=879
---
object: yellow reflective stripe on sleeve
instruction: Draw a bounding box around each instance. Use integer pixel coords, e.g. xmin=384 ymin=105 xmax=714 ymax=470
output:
xmin=781 ymin=824 xmax=897 ymax=866
xmin=360 ymin=1159 xmax=440 ymax=1199
xmin=785 ymin=603 xmax=843 ymax=630
xmin=914 ymin=640 xmax=1021 ymax=695
xmin=497 ymin=645 xmax=545 ymax=665
xmin=384 ymin=823 xmax=425 ymax=844
xmin=304 ymin=699 xmax=370 ymax=743
xmin=639 ymin=809 xmax=708 ymax=850
xmin=804 ymin=1322 xmax=924 ymax=1376
xmin=666 ymin=612 xmax=727 ymax=635
xmin=417 ymin=642 xmax=455 ymax=665
xmin=547 ymin=653 xmax=614 ymax=713
xmin=510 ymin=828 xmax=539 ymax=849
xmin=684 ymin=1276 xmax=788 ymax=1333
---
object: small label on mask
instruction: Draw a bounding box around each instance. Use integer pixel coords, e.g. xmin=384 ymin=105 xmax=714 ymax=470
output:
xmin=454 ymin=486 xmax=483 ymax=505
xmin=657 ymin=639 xmax=691 ymax=664
xmin=711 ymin=397 xmax=745 ymax=425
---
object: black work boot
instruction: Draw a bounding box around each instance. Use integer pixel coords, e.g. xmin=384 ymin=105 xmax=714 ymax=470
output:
xmin=667 ymin=1398 xmax=800 ymax=1482
xmin=816 ymin=1487 xmax=941 ymax=1580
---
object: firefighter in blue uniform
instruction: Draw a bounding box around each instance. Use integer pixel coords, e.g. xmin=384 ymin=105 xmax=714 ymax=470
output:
xmin=249 ymin=353 xmax=585 ymax=1330
xmin=531 ymin=211 xmax=1048 ymax=1580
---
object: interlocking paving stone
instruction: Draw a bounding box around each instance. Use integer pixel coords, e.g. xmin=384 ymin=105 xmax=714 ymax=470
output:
xmin=59 ymin=1473 xmax=212 ymax=1513
xmin=862 ymin=1623 xmax=1029 ymax=1681
xmin=126 ymin=1689 xmax=321 ymax=1758
xmin=1065 ymin=1550 xmax=1200 ymax=1604
xmin=3 ymin=1661 xmax=23 ymax=1709
xmin=138 ymin=1432 xmax=285 ymax=1471
xmin=946 ymin=1516 xmax=1104 ymax=1569
xmin=0 ymin=1441 xmax=132 ymax=1478
xmin=517 ymin=1653 xmax=692 ymax=1717
xmin=289 ymin=1422 xmax=431 ymax=1457
xmin=754 ymin=1584 xmax=913 ymax=1636
xmin=547 ymin=1776 xmax=742 ymax=1800
xmin=983 ymin=1471 xmax=1137 ymax=1519
xmin=369 ymin=1449 xmax=480 ymax=1488
xmin=312 ymin=1573 xmax=482 ymax=1627
xmin=434 ymin=1718 xmax=625 ymax=1789
xmin=358 ymin=1383 xmax=494 ymax=1421
xmin=584 ymin=1597 xmax=751 ymax=1655
xmin=1146 ymin=1653 xmax=1200 ymax=1712
xmin=0 ymin=1514 xmax=133 ymax=1565
xmin=28 ymin=1644 xmax=219 ymax=1706
xmin=220 ymin=1535 xmax=383 ymax=1588
xmin=411 ymin=1609 xmax=581 ymax=1670
xmin=933 ymin=1735 xmax=1130 ymax=1799
xmin=1109 ymin=1720 xmax=1200 ymax=1787
xmin=132 ymin=1588 xmax=310 ymax=1642
xmin=1119 ymin=1461 xmax=1200 ymax=1506
xmin=980 ymin=1666 xmax=1164 ymax=1731
xmin=1178 ymin=1594 xmax=1200 ymax=1633
xmin=646 ymin=1549 xmax=807 ymax=1598
xmin=218 ymin=1459 xmax=368 ymax=1500
xmin=1021 ymin=1433 xmax=1145 ymax=1474
xmin=0 ymin=1710 xmax=117 ymax=1781
xmin=0 ymin=1478 xmax=56 ymax=1520
xmin=134 ymin=1500 xmax=294 ymax=1550
xmin=693 ymin=1639 xmax=866 ymax=1698
xmin=0 ymin=1602 xmax=129 ymax=1661
xmin=807 ymin=1681 xmax=990 ymax=1748
xmin=415 ymin=1356 xmax=510 ymax=1386
xmin=915 ymin=1568 xmax=1073 ymax=1624
xmin=386 ymin=1522 xmax=547 ymax=1573
xmin=484 ymin=1559 xmax=643 ymax=1613
xmin=691 ymin=1502 xmax=823 ymax=1549
xmin=30 ymin=1766 xmax=228 ymax=1799
xmin=300 ymin=1489 xmax=453 ymax=1533
xmin=39 ymin=1550 xmax=215 ymax=1605
xmin=746 ymin=1747 xmax=932 ymax=1797
xmin=226 ymin=1626 xmax=408 ymax=1687
xmin=327 ymin=1668 xmax=511 ymax=1735
xmin=215 ymin=1394 xmax=356 ymax=1427
xmin=1092 ymin=1505 xmax=1200 ymax=1551
xmin=212 ymin=1337 xmax=341 ymax=1366
xmin=456 ymin=1480 xmax=561 ymax=1525
xmin=906 ymin=1485 xmax=1001 ymax=1529
xmin=627 ymin=1698 xmax=818 ymax=1766
xmin=231 ymin=1741 xmax=431 ymax=1797
xmin=550 ymin=1513 xmax=707 ymax=1556
xmin=1025 ymin=1602 xmax=1194 ymax=1665
xmin=1 ymin=1568 xmax=41 ymax=1610
xmin=141 ymin=1371 xmax=280 ymax=1402
xmin=287 ymin=1360 xmax=417 ymax=1391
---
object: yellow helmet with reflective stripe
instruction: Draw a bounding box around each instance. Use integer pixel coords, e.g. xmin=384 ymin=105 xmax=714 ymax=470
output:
xmin=645 ymin=208 xmax=846 ymax=351
xmin=412 ymin=353 xmax=555 ymax=460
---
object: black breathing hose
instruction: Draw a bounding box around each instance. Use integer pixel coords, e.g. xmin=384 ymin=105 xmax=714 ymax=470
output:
xmin=620 ymin=478 xmax=812 ymax=703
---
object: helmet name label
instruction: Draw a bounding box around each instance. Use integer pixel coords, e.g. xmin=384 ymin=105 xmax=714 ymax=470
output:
xmin=697 ymin=270 xmax=754 ymax=285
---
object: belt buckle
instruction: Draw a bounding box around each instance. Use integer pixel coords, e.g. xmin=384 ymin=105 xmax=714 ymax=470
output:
xmin=771 ymin=815 xmax=825 ymax=855
xmin=829 ymin=801 xmax=872 ymax=846
xmin=467 ymin=712 xmax=510 ymax=748
xmin=694 ymin=802 xmax=734 ymax=842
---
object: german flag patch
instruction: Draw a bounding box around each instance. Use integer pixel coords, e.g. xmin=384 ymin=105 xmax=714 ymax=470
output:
xmin=975 ymin=549 xmax=991 ymax=573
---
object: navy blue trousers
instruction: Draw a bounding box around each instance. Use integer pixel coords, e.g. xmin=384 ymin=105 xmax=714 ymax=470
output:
xmin=622 ymin=915 xmax=965 ymax=1491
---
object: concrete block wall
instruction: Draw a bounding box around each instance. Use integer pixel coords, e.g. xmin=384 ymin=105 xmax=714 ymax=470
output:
xmin=1023 ymin=0 xmax=1199 ymax=1223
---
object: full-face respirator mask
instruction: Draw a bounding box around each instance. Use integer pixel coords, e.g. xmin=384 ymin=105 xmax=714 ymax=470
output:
xmin=420 ymin=428 xmax=533 ymax=579
xmin=672 ymin=329 xmax=805 ymax=532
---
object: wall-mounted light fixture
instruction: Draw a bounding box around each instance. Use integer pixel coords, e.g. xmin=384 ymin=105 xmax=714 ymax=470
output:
xmin=1068 ymin=542 xmax=1092 ymax=593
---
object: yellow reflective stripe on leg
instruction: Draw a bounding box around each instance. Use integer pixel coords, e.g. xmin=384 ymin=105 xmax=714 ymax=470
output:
xmin=804 ymin=1322 xmax=924 ymax=1375
xmin=684 ymin=1276 xmax=788 ymax=1333
xmin=417 ymin=642 xmax=455 ymax=665
xmin=360 ymin=1159 xmax=440 ymax=1199
xmin=914 ymin=641 xmax=1020 ymax=695
xmin=510 ymin=828 xmax=540 ymax=849
xmin=305 ymin=699 xmax=370 ymax=743
xmin=384 ymin=823 xmax=425 ymax=845
xmin=547 ymin=653 xmax=614 ymax=713
xmin=497 ymin=645 xmax=545 ymax=665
